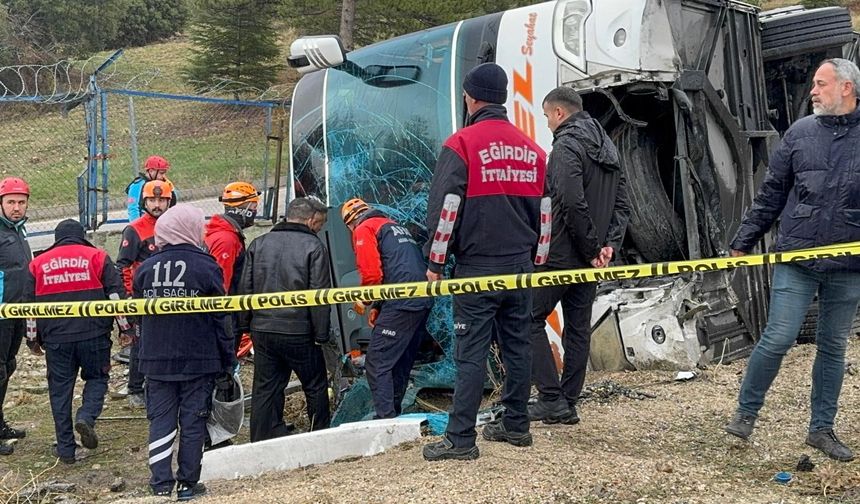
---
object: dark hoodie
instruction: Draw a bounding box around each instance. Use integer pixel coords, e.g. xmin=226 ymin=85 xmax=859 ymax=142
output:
xmin=545 ymin=111 xmax=630 ymax=269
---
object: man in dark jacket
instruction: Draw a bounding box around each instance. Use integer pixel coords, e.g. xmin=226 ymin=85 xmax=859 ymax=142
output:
xmin=341 ymin=198 xmax=433 ymax=419
xmin=135 ymin=204 xmax=235 ymax=499
xmin=239 ymin=197 xmax=331 ymax=441
xmin=0 ymin=176 xmax=33 ymax=455
xmin=29 ymin=220 xmax=133 ymax=464
xmin=529 ymin=86 xmax=630 ymax=424
xmin=116 ymin=180 xmax=172 ymax=408
xmin=724 ymin=58 xmax=860 ymax=462
xmin=422 ymin=63 xmax=552 ymax=461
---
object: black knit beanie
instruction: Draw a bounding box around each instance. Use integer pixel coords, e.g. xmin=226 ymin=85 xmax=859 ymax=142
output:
xmin=463 ymin=63 xmax=507 ymax=104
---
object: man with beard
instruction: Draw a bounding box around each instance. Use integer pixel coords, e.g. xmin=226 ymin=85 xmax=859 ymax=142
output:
xmin=116 ymin=180 xmax=172 ymax=408
xmin=725 ymin=58 xmax=860 ymax=462
xmin=0 ymin=177 xmax=33 ymax=455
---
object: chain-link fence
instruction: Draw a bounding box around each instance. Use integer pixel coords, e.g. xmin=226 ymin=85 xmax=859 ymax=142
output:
xmin=0 ymin=51 xmax=292 ymax=241
xmin=100 ymin=89 xmax=288 ymax=225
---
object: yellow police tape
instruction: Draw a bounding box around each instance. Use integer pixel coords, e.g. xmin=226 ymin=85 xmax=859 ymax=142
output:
xmin=3 ymin=242 xmax=859 ymax=319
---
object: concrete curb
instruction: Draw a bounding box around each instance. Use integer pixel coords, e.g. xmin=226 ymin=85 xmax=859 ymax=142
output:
xmin=199 ymin=417 xmax=425 ymax=482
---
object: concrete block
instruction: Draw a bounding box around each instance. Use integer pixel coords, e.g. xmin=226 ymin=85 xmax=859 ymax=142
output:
xmin=199 ymin=417 xmax=424 ymax=481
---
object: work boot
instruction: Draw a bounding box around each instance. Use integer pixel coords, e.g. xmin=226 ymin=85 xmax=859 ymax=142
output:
xmin=422 ymin=436 xmax=479 ymax=461
xmin=0 ymin=443 xmax=12 ymax=455
xmin=127 ymin=393 xmax=145 ymax=409
xmin=528 ymin=399 xmax=578 ymax=425
xmin=0 ymin=420 xmax=25 ymax=439
xmin=176 ymin=482 xmax=206 ymax=501
xmin=806 ymin=429 xmax=855 ymax=462
xmin=724 ymin=412 xmax=756 ymax=440
xmin=481 ymin=419 xmax=533 ymax=447
xmin=51 ymin=445 xmax=76 ymax=465
xmin=75 ymin=420 xmax=98 ymax=450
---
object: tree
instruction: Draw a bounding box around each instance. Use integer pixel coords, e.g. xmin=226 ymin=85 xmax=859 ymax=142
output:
xmin=183 ymin=0 xmax=283 ymax=95
xmin=114 ymin=0 xmax=190 ymax=48
xmin=2 ymin=0 xmax=131 ymax=56
xmin=340 ymin=0 xmax=356 ymax=51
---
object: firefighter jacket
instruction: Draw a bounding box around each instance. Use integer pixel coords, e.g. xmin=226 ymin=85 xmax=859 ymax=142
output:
xmin=352 ymin=209 xmax=432 ymax=311
xmin=29 ymin=237 xmax=124 ymax=343
xmin=116 ymin=213 xmax=158 ymax=296
xmin=424 ymin=104 xmax=551 ymax=273
xmin=204 ymin=214 xmax=245 ymax=294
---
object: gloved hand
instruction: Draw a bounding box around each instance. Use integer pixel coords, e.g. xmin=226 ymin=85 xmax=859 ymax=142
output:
xmin=26 ymin=337 xmax=43 ymax=356
xmin=368 ymin=308 xmax=380 ymax=328
xmin=352 ymin=301 xmax=369 ymax=316
xmin=26 ymin=320 xmax=43 ymax=355
xmin=119 ymin=325 xmax=137 ymax=348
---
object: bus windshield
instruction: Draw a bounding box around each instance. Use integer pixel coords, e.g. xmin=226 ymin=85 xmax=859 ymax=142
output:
xmin=291 ymin=24 xmax=456 ymax=231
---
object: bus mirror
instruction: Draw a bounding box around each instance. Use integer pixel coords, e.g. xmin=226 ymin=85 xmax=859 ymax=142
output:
xmin=288 ymin=35 xmax=347 ymax=74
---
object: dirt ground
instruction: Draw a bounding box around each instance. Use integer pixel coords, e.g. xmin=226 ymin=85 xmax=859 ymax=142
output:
xmin=3 ymin=337 xmax=860 ymax=503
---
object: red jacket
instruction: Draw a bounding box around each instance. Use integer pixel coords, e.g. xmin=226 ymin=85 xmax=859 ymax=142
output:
xmin=116 ymin=213 xmax=158 ymax=296
xmin=204 ymin=214 xmax=245 ymax=294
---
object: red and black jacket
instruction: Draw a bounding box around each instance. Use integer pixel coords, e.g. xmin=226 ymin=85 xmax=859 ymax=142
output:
xmin=352 ymin=209 xmax=432 ymax=312
xmin=424 ymin=105 xmax=552 ymax=273
xmin=116 ymin=213 xmax=158 ymax=296
xmin=29 ymin=238 xmax=124 ymax=343
xmin=204 ymin=214 xmax=245 ymax=294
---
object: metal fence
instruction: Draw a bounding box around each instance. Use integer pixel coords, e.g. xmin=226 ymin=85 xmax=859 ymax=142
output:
xmin=0 ymin=51 xmax=290 ymax=238
xmin=98 ymin=89 xmax=288 ymax=228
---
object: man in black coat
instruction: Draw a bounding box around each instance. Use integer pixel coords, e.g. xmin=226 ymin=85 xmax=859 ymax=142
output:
xmin=529 ymin=86 xmax=629 ymax=425
xmin=239 ymin=197 xmax=332 ymax=441
xmin=724 ymin=58 xmax=860 ymax=462
xmin=0 ymin=176 xmax=33 ymax=454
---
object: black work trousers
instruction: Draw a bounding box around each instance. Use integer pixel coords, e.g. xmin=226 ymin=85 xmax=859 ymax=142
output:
xmin=365 ymin=307 xmax=430 ymax=419
xmin=45 ymin=335 xmax=111 ymax=459
xmin=530 ymin=280 xmax=596 ymax=404
xmin=446 ymin=262 xmax=533 ymax=449
xmin=250 ymin=331 xmax=330 ymax=441
xmin=0 ymin=319 xmax=24 ymax=423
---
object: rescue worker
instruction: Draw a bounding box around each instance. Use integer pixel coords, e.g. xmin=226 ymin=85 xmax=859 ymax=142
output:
xmin=28 ymin=220 xmax=134 ymax=464
xmin=0 ymin=176 xmax=33 ymax=455
xmin=135 ymin=204 xmax=235 ymax=499
xmin=204 ymin=181 xmax=260 ymax=351
xmin=239 ymin=197 xmax=332 ymax=441
xmin=529 ymin=86 xmax=630 ymax=425
xmin=422 ymin=63 xmax=552 ymax=461
xmin=116 ymin=179 xmax=172 ymax=408
xmin=125 ymin=155 xmax=177 ymax=222
xmin=341 ymin=198 xmax=433 ymax=419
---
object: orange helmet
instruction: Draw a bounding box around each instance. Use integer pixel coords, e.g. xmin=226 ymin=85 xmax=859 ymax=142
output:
xmin=143 ymin=155 xmax=170 ymax=172
xmin=0 ymin=177 xmax=29 ymax=197
xmin=141 ymin=180 xmax=173 ymax=200
xmin=219 ymin=181 xmax=261 ymax=207
xmin=341 ymin=198 xmax=369 ymax=226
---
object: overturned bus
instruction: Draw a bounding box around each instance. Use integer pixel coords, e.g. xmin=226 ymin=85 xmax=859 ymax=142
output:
xmin=287 ymin=1 xmax=860 ymax=372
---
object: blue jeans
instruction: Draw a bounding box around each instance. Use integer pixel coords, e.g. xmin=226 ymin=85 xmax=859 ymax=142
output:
xmin=45 ymin=335 xmax=111 ymax=459
xmin=737 ymin=264 xmax=860 ymax=432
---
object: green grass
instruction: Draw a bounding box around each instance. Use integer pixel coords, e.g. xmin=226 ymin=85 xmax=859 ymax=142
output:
xmin=0 ymin=37 xmax=295 ymax=227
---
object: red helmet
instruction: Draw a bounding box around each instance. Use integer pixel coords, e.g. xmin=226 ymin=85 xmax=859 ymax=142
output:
xmin=143 ymin=155 xmax=170 ymax=172
xmin=0 ymin=177 xmax=30 ymax=197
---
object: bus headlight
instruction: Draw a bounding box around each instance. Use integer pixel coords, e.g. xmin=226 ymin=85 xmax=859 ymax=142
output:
xmin=553 ymin=0 xmax=592 ymax=71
